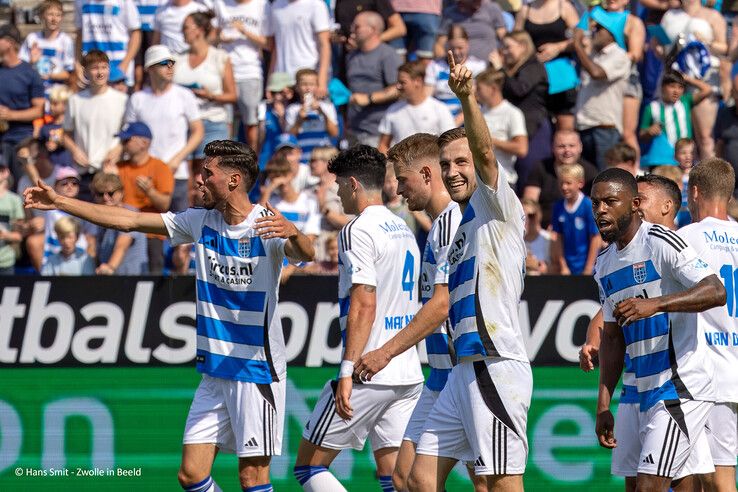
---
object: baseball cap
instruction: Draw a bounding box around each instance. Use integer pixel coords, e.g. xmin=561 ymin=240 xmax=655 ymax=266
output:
xmin=274 ymin=133 xmax=299 ymax=150
xmin=108 ymin=64 xmax=127 ymax=83
xmin=55 ymin=166 xmax=80 ymax=183
xmin=267 ymin=72 xmax=295 ymax=93
xmin=144 ymin=45 xmax=175 ymax=69
xmin=116 ymin=122 xmax=153 ymax=141
xmin=0 ymin=24 xmax=21 ymax=45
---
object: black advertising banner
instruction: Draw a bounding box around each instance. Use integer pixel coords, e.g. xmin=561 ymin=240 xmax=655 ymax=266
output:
xmin=0 ymin=275 xmax=599 ymax=367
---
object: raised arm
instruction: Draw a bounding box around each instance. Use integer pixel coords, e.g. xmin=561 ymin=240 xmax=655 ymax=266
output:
xmin=447 ymin=51 xmax=498 ymax=188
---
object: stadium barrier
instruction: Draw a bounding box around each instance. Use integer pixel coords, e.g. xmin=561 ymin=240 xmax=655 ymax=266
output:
xmin=0 ymin=275 xmax=628 ymax=490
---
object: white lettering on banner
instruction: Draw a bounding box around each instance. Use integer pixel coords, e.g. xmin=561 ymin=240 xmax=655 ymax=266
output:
xmin=71 ymin=302 xmax=125 ymax=363
xmin=280 ymin=302 xmax=310 ymax=362
xmin=21 ymin=282 xmax=75 ymax=364
xmin=153 ymin=302 xmax=196 ymax=363
xmin=555 ymin=300 xmax=601 ymax=362
xmin=0 ymin=287 xmax=25 ymax=362
xmin=519 ymin=300 xmax=564 ymax=361
xmin=0 ymin=401 xmax=22 ymax=474
xmin=124 ymin=281 xmax=153 ymax=363
xmin=304 ymin=302 xmax=343 ymax=366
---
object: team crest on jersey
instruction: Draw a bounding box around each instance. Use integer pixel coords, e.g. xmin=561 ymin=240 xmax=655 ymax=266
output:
xmin=238 ymin=238 xmax=251 ymax=258
xmin=633 ymin=262 xmax=647 ymax=284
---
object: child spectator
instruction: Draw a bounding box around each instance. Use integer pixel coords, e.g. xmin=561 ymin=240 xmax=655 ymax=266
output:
xmin=522 ymin=198 xmax=551 ymax=276
xmin=19 ymin=0 xmax=75 ymax=90
xmin=551 ymin=163 xmax=600 ymax=275
xmin=475 ymin=68 xmax=528 ymax=185
xmin=640 ymin=70 xmax=712 ymax=149
xmin=304 ymin=233 xmax=339 ymax=275
xmin=674 ymin=137 xmax=695 ymax=227
xmin=91 ymin=173 xmax=148 ymax=274
xmin=285 ymin=68 xmax=339 ymax=163
xmin=41 ymin=216 xmax=95 ymax=275
xmin=258 ymin=72 xmax=294 ymax=169
xmin=0 ymin=162 xmax=24 ymax=275
xmin=604 ymin=141 xmax=638 ymax=176
xmin=38 ymin=85 xmax=73 ymax=169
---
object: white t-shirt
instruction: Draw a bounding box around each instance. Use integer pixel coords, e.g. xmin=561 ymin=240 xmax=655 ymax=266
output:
xmin=154 ymin=0 xmax=208 ymax=54
xmin=125 ymin=84 xmax=201 ymax=179
xmin=173 ymin=47 xmax=230 ymax=122
xmin=19 ymin=31 xmax=75 ymax=78
xmin=337 ymin=205 xmax=424 ymax=386
xmin=378 ymin=97 xmax=456 ymax=144
xmin=161 ymin=205 xmax=287 ymax=383
xmin=678 ymin=217 xmax=738 ymax=403
xmin=482 ymin=100 xmax=527 ymax=184
xmin=270 ymin=191 xmax=321 ymax=236
xmin=265 ymin=0 xmax=331 ymax=75
xmin=64 ymin=87 xmax=128 ymax=170
xmin=214 ymin=0 xmax=270 ymax=81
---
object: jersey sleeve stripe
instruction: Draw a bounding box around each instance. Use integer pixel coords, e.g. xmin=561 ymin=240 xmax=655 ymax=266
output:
xmin=652 ymin=224 xmax=688 ymax=249
xmin=648 ymin=229 xmax=686 ymax=252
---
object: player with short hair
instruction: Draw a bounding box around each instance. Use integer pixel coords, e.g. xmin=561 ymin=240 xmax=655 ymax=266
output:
xmin=406 ymin=52 xmax=530 ymax=492
xmin=24 ymin=140 xmax=315 ymax=492
xmin=293 ymin=144 xmax=424 ymax=492
xmin=678 ymin=157 xmax=738 ymax=492
xmin=591 ymin=167 xmax=726 ymax=491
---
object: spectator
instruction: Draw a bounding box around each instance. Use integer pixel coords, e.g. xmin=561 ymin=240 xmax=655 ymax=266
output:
xmin=174 ymin=11 xmax=237 ymax=184
xmin=516 ymin=0 xmax=579 ymax=131
xmin=475 ymin=68 xmax=528 ymax=184
xmin=304 ymin=233 xmax=339 ymax=274
xmin=38 ymin=85 xmax=74 ymax=170
xmin=572 ymin=10 xmax=630 ymax=170
xmin=125 ymin=45 xmax=204 ymax=211
xmin=152 ymin=0 xmax=207 ymax=54
xmin=91 ymin=172 xmax=149 ymax=274
xmin=0 ymin=24 xmax=45 ymax=180
xmin=522 ymin=198 xmax=550 ymax=275
xmin=424 ymin=24 xmax=487 ymax=125
xmin=436 ymin=0 xmax=507 ymax=64
xmin=309 ymin=146 xmax=351 ymax=259
xmin=714 ymin=73 xmax=738 ymax=185
xmin=388 ymin=0 xmax=442 ymax=61
xmin=266 ymin=0 xmax=332 ymax=98
xmin=258 ymin=72 xmax=294 ymax=169
xmin=285 ymin=68 xmax=339 ymax=163
xmin=75 ymin=0 xmax=141 ymax=85
xmin=41 ymin=216 xmax=95 ymax=275
xmin=675 ymin=137 xmax=696 ymax=226
xmin=133 ymin=0 xmax=164 ymax=89
xmin=0 ymin=161 xmax=24 ymax=275
xmin=333 ymin=0 xmax=406 ymax=49
xmin=604 ymin=141 xmax=638 ymax=176
xmin=19 ymin=0 xmax=75 ymax=90
xmin=377 ymin=61 xmax=455 ymax=153
xmin=64 ymin=51 xmax=128 ymax=200
xmin=215 ymin=0 xmax=270 ymax=151
xmin=523 ymin=129 xmax=598 ymax=228
xmin=345 ymin=11 xmax=401 ymax=147
xmin=115 ymin=121 xmax=174 ymax=272
xmin=550 ymin=163 xmax=600 ymax=275
xmin=500 ymin=30 xmax=550 ymax=191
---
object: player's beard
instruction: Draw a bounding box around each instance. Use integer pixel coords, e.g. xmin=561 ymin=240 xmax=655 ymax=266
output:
xmin=601 ymin=212 xmax=633 ymax=244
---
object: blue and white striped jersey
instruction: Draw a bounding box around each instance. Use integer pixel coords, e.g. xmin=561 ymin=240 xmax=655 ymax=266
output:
xmin=679 ymin=217 xmax=738 ymax=403
xmin=446 ymin=165 xmax=528 ymax=362
xmin=422 ymin=201 xmax=461 ymax=391
xmin=19 ymin=31 xmax=75 ymax=83
xmin=134 ymin=0 xmax=165 ymax=32
xmin=337 ymin=205 xmax=424 ymax=386
xmin=594 ymin=221 xmax=716 ymax=411
xmin=162 ymin=205 xmax=287 ymax=384
xmin=285 ymin=101 xmax=338 ymax=163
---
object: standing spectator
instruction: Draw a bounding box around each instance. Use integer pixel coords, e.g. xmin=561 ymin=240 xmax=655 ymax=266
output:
xmin=64 ymin=51 xmax=128 ymax=199
xmin=174 ymin=11 xmax=237 ymax=184
xmin=115 ymin=121 xmax=174 ymax=272
xmin=0 ymin=25 xmax=45 ymax=180
xmin=258 ymin=72 xmax=294 ymax=169
xmin=500 ymin=30 xmax=550 ymax=191
xmin=550 ymin=163 xmax=600 ymax=275
xmin=424 ymin=24 xmax=487 ymax=125
xmin=572 ymin=11 xmax=630 ymax=170
xmin=475 ymin=68 xmax=527 ymax=184
xmin=604 ymin=141 xmax=638 ymax=176
xmin=19 ymin=0 xmax=75 ymax=90
xmin=345 ymin=11 xmax=401 ymax=147
xmin=75 ymin=0 xmax=142 ymax=85
xmin=152 ymin=0 xmax=208 ymax=54
xmin=377 ymin=60 xmax=455 ymax=153
xmin=266 ymin=0 xmax=332 ymax=98
xmin=125 ymin=45 xmax=204 ymax=211
xmin=133 ymin=0 xmax=165 ymax=89
xmin=285 ymin=68 xmax=339 ymax=163
xmin=91 ymin=173 xmax=148 ymax=275
xmin=522 ymin=198 xmax=551 ymax=275
xmin=38 ymin=85 xmax=74 ymax=169
xmin=388 ymin=0 xmax=441 ymax=60
xmin=333 ymin=0 xmax=406 ymax=48
xmin=436 ymin=0 xmax=507 ymax=64
xmin=215 ymin=0 xmax=270 ymax=151
xmin=41 ymin=216 xmax=96 ymax=275
xmin=0 ymin=161 xmax=24 ymax=275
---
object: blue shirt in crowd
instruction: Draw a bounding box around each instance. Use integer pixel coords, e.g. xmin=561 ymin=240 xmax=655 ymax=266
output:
xmin=0 ymin=61 xmax=45 ymax=145
xmin=552 ymin=193 xmax=599 ymax=274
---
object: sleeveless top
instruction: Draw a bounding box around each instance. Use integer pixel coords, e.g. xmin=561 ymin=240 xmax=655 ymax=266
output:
xmin=524 ymin=0 xmax=568 ymax=48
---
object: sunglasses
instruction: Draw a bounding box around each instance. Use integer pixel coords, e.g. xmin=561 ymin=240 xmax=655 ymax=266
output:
xmin=155 ymin=60 xmax=175 ymax=68
xmin=94 ymin=189 xmax=120 ymax=198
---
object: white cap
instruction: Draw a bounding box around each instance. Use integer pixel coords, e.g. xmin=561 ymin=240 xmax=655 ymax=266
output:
xmin=144 ymin=44 xmax=174 ymax=69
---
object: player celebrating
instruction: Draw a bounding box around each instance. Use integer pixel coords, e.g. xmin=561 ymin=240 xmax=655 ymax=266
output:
xmin=352 ymin=133 xmax=484 ymax=490
xmin=678 ymin=158 xmax=738 ymax=492
xmin=592 ymin=168 xmax=725 ymax=491
xmin=24 ymin=140 xmax=315 ymax=492
xmin=407 ymin=52 xmax=530 ymax=492
xmin=293 ymin=145 xmax=424 ymax=491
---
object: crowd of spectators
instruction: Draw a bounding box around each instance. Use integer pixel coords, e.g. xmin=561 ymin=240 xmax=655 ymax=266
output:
xmin=3 ymin=0 xmax=738 ymax=277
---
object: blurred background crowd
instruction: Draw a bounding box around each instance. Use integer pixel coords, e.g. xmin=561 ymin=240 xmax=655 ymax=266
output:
xmin=1 ymin=0 xmax=738 ymax=278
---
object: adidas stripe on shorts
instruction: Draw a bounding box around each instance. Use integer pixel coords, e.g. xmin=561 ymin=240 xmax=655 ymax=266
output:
xmin=183 ymin=374 xmax=286 ymax=457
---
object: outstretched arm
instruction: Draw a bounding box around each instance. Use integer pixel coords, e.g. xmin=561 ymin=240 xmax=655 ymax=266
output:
xmin=448 ymin=51 xmax=499 ymax=189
